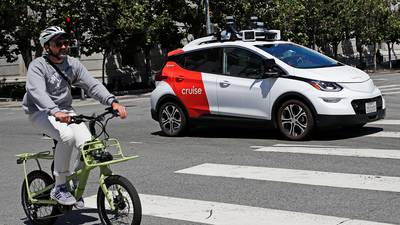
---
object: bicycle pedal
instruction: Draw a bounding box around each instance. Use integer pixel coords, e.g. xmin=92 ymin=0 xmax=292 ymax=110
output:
xmin=74 ymin=198 xmax=85 ymax=209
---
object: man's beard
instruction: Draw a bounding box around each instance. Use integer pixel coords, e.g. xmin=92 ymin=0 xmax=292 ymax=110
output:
xmin=49 ymin=48 xmax=68 ymax=60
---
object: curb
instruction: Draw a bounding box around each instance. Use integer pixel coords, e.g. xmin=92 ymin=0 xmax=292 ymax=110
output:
xmin=0 ymin=98 xmax=12 ymax=102
xmin=368 ymin=70 xmax=400 ymax=75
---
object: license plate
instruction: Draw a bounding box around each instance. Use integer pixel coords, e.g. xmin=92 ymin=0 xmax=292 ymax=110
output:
xmin=365 ymin=101 xmax=377 ymax=114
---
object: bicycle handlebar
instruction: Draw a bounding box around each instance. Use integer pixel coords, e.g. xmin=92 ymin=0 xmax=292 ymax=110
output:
xmin=55 ymin=107 xmax=119 ymax=124
xmin=55 ymin=108 xmax=119 ymax=137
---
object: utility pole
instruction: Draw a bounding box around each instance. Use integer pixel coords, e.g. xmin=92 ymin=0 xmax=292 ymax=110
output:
xmin=205 ymin=0 xmax=211 ymax=35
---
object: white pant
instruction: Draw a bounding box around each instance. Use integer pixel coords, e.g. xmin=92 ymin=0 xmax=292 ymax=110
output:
xmin=29 ymin=110 xmax=91 ymax=186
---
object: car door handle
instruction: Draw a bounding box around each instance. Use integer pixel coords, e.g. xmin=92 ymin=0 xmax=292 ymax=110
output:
xmin=176 ymin=76 xmax=184 ymax=82
xmin=219 ymin=81 xmax=230 ymax=88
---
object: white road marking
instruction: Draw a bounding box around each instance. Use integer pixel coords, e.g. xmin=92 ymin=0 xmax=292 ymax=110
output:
xmin=272 ymin=144 xmax=344 ymax=148
xmin=84 ymin=194 xmax=394 ymax=225
xmin=377 ymin=84 xmax=400 ymax=88
xmin=129 ymin=141 xmax=143 ymax=144
xmin=370 ymin=120 xmax=400 ymax=125
xmin=366 ymin=132 xmax=400 ymax=138
xmin=383 ymin=91 xmax=400 ymax=95
xmin=373 ymin=78 xmax=388 ymax=81
xmin=250 ymin=144 xmax=344 ymax=149
xmin=176 ymin=163 xmax=400 ymax=192
xmin=253 ymin=146 xmax=400 ymax=159
xmin=380 ymin=87 xmax=400 ymax=91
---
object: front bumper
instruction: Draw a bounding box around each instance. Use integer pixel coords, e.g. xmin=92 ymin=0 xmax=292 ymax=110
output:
xmin=316 ymin=108 xmax=385 ymax=128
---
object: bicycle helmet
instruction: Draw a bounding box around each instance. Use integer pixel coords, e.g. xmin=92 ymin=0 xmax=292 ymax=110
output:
xmin=39 ymin=26 xmax=68 ymax=47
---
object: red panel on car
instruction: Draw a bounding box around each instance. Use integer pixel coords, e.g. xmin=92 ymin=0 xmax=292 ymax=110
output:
xmin=164 ymin=62 xmax=210 ymax=118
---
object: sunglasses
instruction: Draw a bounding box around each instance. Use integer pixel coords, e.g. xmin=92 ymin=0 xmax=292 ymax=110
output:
xmin=54 ymin=39 xmax=70 ymax=48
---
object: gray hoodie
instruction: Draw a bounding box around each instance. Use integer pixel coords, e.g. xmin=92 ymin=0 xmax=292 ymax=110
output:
xmin=22 ymin=55 xmax=116 ymax=115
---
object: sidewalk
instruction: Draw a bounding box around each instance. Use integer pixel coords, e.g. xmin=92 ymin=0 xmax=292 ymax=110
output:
xmin=0 ymin=89 xmax=152 ymax=109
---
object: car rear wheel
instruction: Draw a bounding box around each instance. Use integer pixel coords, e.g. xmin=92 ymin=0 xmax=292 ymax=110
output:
xmin=158 ymin=102 xmax=188 ymax=136
xmin=277 ymin=99 xmax=314 ymax=140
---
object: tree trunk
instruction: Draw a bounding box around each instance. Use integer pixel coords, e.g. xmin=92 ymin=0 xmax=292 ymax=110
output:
xmin=144 ymin=45 xmax=152 ymax=87
xmin=387 ymin=42 xmax=392 ymax=69
xmin=373 ymin=43 xmax=377 ymax=72
xmin=356 ymin=37 xmax=364 ymax=69
xmin=20 ymin=43 xmax=32 ymax=70
xmin=332 ymin=42 xmax=338 ymax=59
xmin=34 ymin=46 xmax=43 ymax=59
xmin=102 ymin=49 xmax=109 ymax=86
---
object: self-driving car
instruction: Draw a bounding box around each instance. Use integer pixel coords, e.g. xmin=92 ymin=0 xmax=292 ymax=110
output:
xmin=150 ymin=18 xmax=385 ymax=140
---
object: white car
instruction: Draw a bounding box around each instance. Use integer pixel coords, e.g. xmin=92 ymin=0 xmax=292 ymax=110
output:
xmin=150 ymin=30 xmax=385 ymax=140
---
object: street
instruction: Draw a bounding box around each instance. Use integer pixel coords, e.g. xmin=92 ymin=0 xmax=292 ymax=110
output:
xmin=1 ymin=72 xmax=400 ymax=225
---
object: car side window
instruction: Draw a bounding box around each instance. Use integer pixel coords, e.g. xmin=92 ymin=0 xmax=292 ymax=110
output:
xmin=179 ymin=48 xmax=222 ymax=74
xmin=223 ymin=47 xmax=265 ymax=79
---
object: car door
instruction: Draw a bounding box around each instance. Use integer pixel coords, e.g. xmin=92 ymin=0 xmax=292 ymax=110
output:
xmin=172 ymin=48 xmax=221 ymax=117
xmin=217 ymin=47 xmax=272 ymax=119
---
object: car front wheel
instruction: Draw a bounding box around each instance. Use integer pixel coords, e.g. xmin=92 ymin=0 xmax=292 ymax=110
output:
xmin=158 ymin=102 xmax=188 ymax=136
xmin=277 ymin=99 xmax=314 ymax=140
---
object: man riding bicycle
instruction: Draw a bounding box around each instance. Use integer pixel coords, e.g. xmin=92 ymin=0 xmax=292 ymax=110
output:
xmin=22 ymin=26 xmax=127 ymax=207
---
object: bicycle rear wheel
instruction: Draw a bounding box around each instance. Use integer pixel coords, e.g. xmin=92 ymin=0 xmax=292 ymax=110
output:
xmin=21 ymin=170 xmax=60 ymax=225
xmin=97 ymin=175 xmax=142 ymax=225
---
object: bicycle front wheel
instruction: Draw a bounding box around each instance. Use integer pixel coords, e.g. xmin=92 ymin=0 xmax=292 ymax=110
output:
xmin=97 ymin=175 xmax=142 ymax=225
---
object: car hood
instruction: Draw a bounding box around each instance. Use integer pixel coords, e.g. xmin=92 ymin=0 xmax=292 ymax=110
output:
xmin=292 ymin=65 xmax=370 ymax=83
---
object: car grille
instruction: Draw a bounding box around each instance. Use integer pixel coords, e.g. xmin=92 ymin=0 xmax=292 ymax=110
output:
xmin=351 ymin=96 xmax=382 ymax=115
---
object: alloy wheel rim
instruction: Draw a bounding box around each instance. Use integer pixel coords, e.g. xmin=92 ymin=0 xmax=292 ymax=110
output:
xmin=161 ymin=105 xmax=182 ymax=134
xmin=281 ymin=104 xmax=308 ymax=137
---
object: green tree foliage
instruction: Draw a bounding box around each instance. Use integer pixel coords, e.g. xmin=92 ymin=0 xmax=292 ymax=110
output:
xmin=0 ymin=0 xmax=61 ymax=68
xmin=270 ymin=0 xmax=309 ymax=45
xmin=210 ymin=0 xmax=274 ymax=33
xmin=1 ymin=0 xmax=400 ymax=72
xmin=316 ymin=0 xmax=354 ymax=58
xmin=380 ymin=1 xmax=400 ymax=68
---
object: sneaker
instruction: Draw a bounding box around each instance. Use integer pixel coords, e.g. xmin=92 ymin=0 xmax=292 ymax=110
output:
xmin=74 ymin=197 xmax=85 ymax=209
xmin=50 ymin=184 xmax=76 ymax=205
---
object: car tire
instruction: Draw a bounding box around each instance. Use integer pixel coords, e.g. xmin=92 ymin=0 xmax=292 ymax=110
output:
xmin=277 ymin=99 xmax=314 ymax=140
xmin=158 ymin=101 xmax=188 ymax=136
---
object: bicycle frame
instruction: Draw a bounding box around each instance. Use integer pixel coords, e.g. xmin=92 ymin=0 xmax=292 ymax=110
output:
xmin=16 ymin=137 xmax=138 ymax=209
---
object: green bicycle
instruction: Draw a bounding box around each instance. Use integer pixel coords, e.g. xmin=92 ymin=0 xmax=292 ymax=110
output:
xmin=16 ymin=108 xmax=142 ymax=225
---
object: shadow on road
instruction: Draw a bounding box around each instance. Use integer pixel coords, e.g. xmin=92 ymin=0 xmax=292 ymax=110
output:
xmin=313 ymin=126 xmax=384 ymax=141
xmin=22 ymin=208 xmax=101 ymax=225
xmin=152 ymin=124 xmax=384 ymax=141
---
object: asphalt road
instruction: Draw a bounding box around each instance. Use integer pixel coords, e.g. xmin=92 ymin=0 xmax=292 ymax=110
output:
xmin=1 ymin=71 xmax=400 ymax=225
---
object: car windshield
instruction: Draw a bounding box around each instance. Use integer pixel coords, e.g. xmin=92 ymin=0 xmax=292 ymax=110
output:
xmin=256 ymin=44 xmax=342 ymax=69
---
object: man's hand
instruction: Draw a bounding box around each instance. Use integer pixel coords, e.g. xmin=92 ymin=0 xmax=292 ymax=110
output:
xmin=54 ymin=111 xmax=71 ymax=123
xmin=112 ymin=102 xmax=127 ymax=119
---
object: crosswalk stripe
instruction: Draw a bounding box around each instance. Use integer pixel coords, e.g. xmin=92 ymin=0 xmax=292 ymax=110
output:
xmin=366 ymin=131 xmax=400 ymax=138
xmin=176 ymin=163 xmax=400 ymax=192
xmin=253 ymin=146 xmax=400 ymax=159
xmin=380 ymin=87 xmax=400 ymax=91
xmin=370 ymin=120 xmax=400 ymax=125
xmin=377 ymin=84 xmax=400 ymax=88
xmin=272 ymin=144 xmax=344 ymax=148
xmin=84 ymin=194 xmax=394 ymax=225
xmin=383 ymin=91 xmax=400 ymax=95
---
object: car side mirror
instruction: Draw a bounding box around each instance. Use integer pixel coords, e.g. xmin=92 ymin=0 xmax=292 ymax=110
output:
xmin=263 ymin=59 xmax=280 ymax=78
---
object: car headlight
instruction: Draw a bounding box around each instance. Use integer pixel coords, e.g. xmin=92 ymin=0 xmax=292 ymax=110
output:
xmin=308 ymin=80 xmax=343 ymax=92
